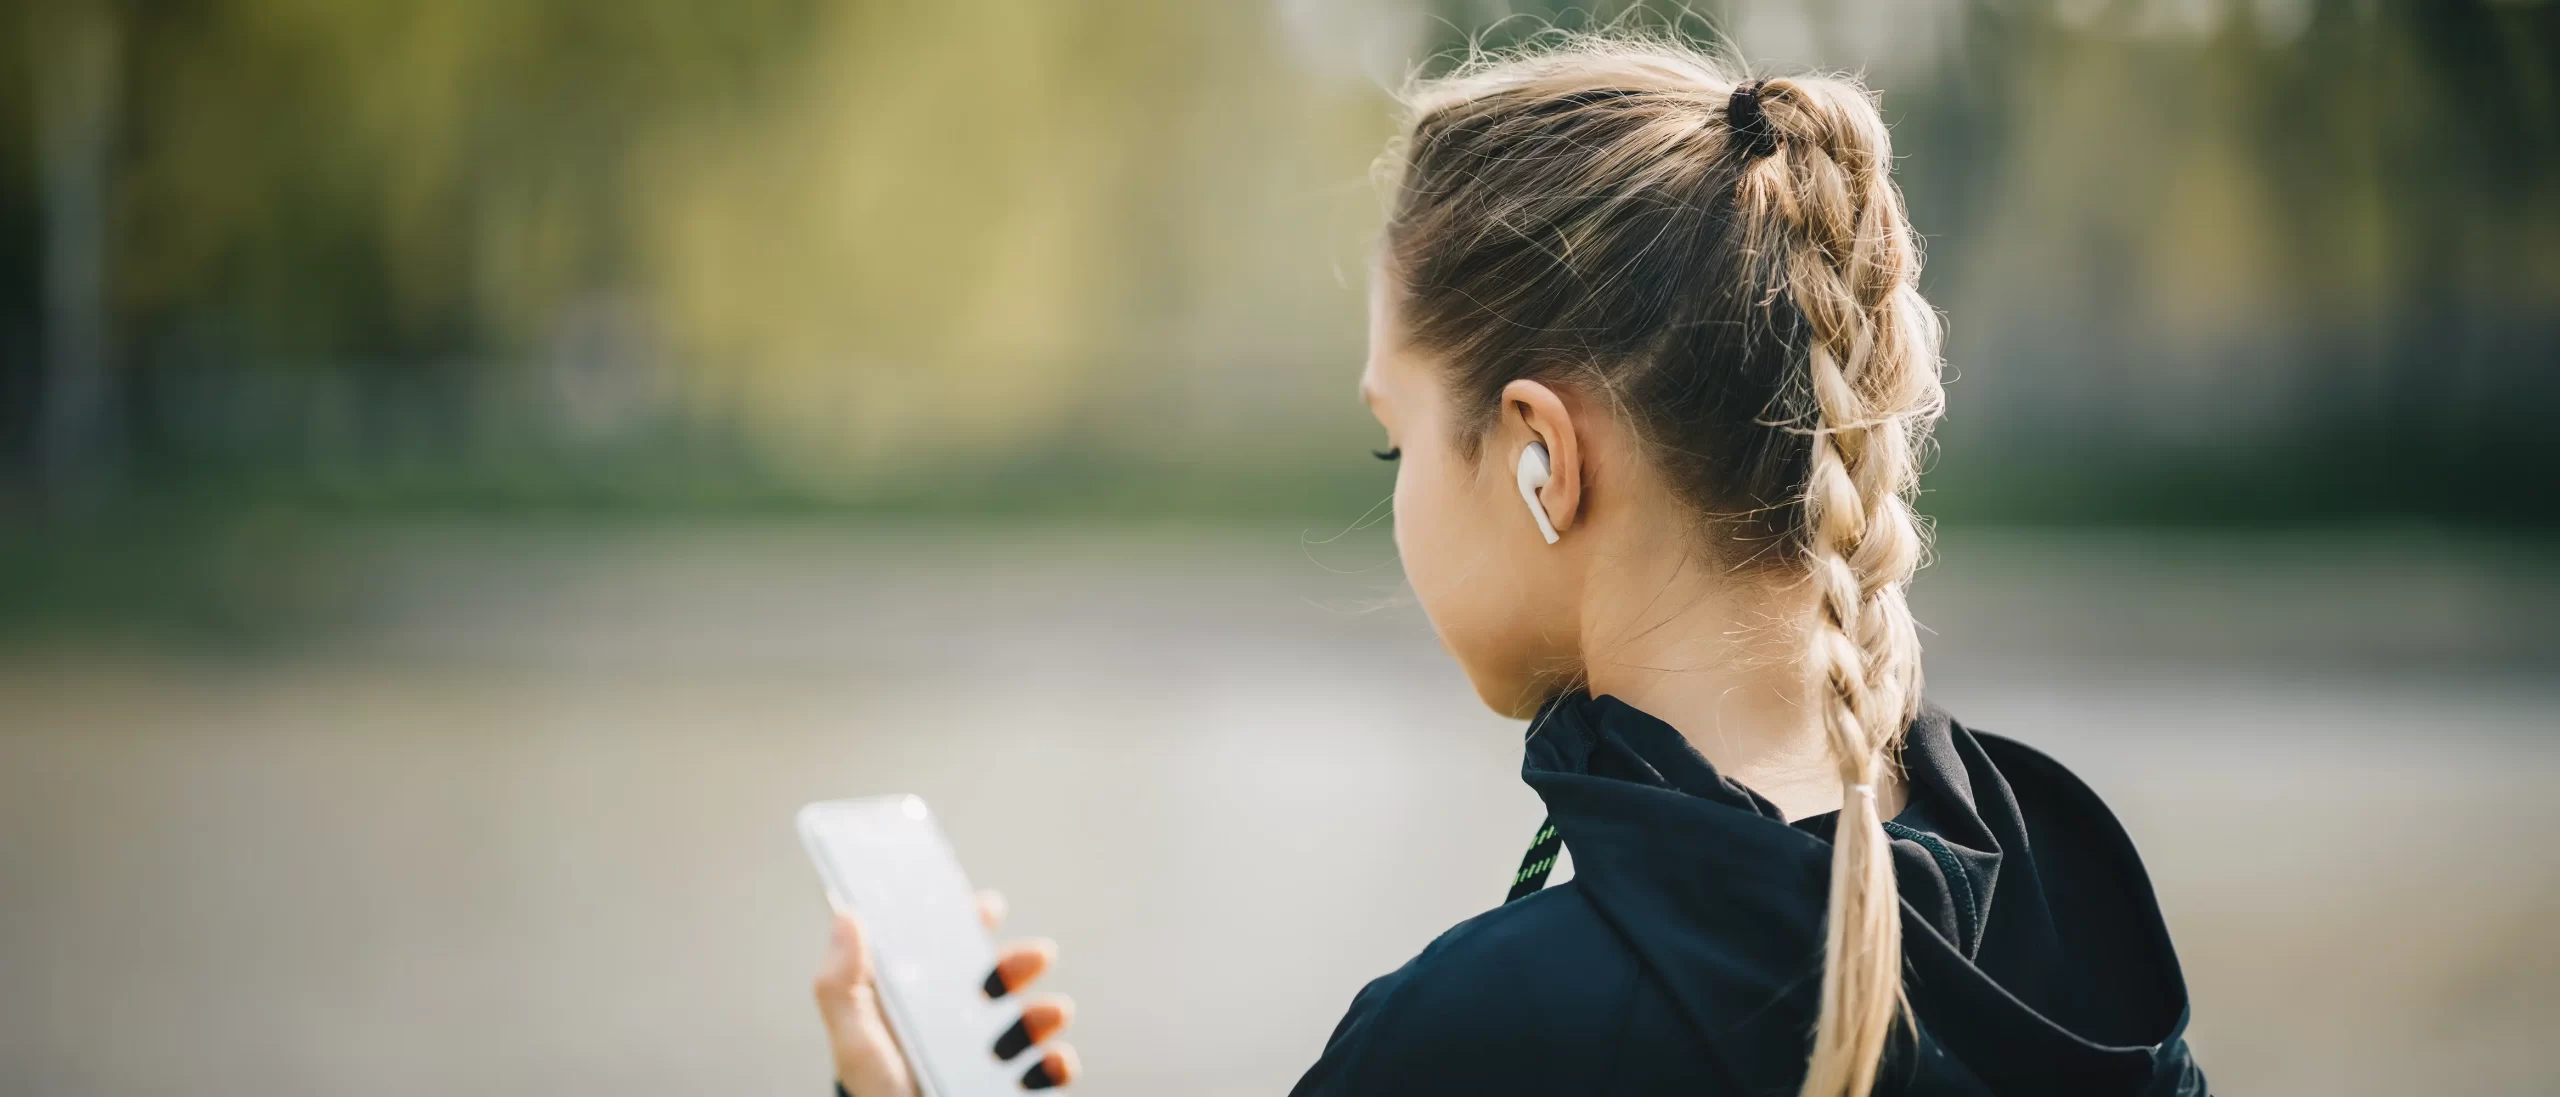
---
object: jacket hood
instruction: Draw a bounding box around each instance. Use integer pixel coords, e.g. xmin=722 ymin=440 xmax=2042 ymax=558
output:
xmin=1521 ymin=691 xmax=2204 ymax=1096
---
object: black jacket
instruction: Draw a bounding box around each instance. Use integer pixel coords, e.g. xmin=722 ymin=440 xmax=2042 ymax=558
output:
xmin=1287 ymin=692 xmax=2207 ymax=1096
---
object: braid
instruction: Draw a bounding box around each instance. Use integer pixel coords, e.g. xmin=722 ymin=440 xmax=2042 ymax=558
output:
xmin=1737 ymin=75 xmax=1945 ymax=1097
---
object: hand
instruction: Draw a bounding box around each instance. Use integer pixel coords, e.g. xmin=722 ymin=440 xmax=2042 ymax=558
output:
xmin=813 ymin=890 xmax=1080 ymax=1096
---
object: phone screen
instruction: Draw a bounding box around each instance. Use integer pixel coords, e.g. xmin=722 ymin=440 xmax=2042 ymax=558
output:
xmin=799 ymin=796 xmax=1023 ymax=1097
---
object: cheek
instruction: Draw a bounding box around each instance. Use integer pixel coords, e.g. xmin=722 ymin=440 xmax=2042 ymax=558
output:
xmin=1391 ymin=450 xmax=1466 ymax=610
xmin=1392 ymin=449 xmax=1521 ymax=682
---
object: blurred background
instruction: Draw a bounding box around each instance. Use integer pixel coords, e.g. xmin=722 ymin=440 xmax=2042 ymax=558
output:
xmin=2 ymin=0 xmax=2555 ymax=1094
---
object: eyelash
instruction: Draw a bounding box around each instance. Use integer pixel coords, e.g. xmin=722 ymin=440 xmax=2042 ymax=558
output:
xmin=1373 ymin=447 xmax=1401 ymax=462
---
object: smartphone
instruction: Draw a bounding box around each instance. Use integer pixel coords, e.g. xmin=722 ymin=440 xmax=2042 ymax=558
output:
xmin=799 ymin=795 xmax=1027 ymax=1096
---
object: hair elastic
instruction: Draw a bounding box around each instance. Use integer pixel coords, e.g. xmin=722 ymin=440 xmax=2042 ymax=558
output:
xmin=1726 ymin=80 xmax=1782 ymax=160
xmin=1848 ymin=782 xmax=1877 ymax=799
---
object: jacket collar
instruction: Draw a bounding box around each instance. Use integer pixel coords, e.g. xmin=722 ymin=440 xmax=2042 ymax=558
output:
xmin=1521 ymin=690 xmax=2186 ymax=1094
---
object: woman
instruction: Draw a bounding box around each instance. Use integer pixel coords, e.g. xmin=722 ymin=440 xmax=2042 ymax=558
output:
xmin=813 ymin=34 xmax=2205 ymax=1097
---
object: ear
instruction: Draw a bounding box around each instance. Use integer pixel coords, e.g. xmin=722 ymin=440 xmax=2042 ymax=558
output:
xmin=1498 ymin=379 xmax=1583 ymax=538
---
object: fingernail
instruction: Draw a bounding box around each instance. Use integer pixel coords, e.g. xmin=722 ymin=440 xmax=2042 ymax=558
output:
xmin=992 ymin=1016 xmax=1033 ymax=1061
xmin=983 ymin=967 xmax=1010 ymax=1000
xmin=1021 ymin=1055 xmax=1061 ymax=1091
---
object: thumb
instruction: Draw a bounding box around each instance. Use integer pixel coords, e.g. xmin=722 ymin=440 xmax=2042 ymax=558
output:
xmin=812 ymin=909 xmax=916 ymax=1097
xmin=813 ymin=911 xmax=877 ymax=1018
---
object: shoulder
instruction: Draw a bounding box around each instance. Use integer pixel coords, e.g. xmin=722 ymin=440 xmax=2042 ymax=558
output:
xmin=1913 ymin=706 xmax=2177 ymax=905
xmin=1287 ymin=883 xmax=1651 ymax=1097
xmin=1961 ymin=724 xmax=2155 ymax=867
xmin=1956 ymin=721 xmax=2162 ymax=887
xmin=1960 ymin=724 xmax=2098 ymax=799
xmin=1387 ymin=880 xmax=1642 ymax=1029
xmin=1955 ymin=720 xmax=2194 ymax=1033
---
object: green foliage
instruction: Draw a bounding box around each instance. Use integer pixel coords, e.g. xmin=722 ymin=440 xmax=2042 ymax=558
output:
xmin=4 ymin=0 xmax=2555 ymax=524
xmin=122 ymin=0 xmax=820 ymax=359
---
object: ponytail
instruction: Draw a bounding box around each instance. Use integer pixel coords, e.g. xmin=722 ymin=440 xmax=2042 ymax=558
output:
xmin=1733 ymin=74 xmax=1942 ymax=1097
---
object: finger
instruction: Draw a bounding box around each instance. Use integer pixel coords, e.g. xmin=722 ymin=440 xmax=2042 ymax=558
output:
xmin=982 ymin=938 xmax=1056 ymax=1000
xmin=1020 ymin=1044 xmax=1079 ymax=1091
xmin=813 ymin=912 xmax=876 ymax=1012
xmin=992 ymin=995 xmax=1074 ymax=1060
xmin=813 ymin=912 xmax=913 ymax=1097
xmin=976 ymin=889 xmax=1007 ymax=932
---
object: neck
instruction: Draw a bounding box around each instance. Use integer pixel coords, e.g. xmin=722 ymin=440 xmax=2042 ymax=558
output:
xmin=1572 ymin=522 xmax=1878 ymax=821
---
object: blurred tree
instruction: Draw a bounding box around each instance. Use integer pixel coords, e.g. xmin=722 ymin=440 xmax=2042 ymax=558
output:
xmin=0 ymin=0 xmax=2552 ymax=522
xmin=26 ymin=0 xmax=120 ymax=509
xmin=4 ymin=0 xmax=824 ymax=507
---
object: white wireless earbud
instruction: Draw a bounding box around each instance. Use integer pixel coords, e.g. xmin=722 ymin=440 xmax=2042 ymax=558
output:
xmin=1517 ymin=441 xmax=1559 ymax=544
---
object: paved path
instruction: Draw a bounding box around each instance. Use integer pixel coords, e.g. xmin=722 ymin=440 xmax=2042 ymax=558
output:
xmin=2 ymin=523 xmax=2553 ymax=1095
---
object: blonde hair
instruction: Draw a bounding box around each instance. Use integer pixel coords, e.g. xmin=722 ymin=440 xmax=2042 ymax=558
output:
xmin=1382 ymin=32 xmax=1943 ymax=1097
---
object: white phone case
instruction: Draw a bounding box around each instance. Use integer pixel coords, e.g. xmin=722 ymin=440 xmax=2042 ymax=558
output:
xmin=800 ymin=795 xmax=1028 ymax=1096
